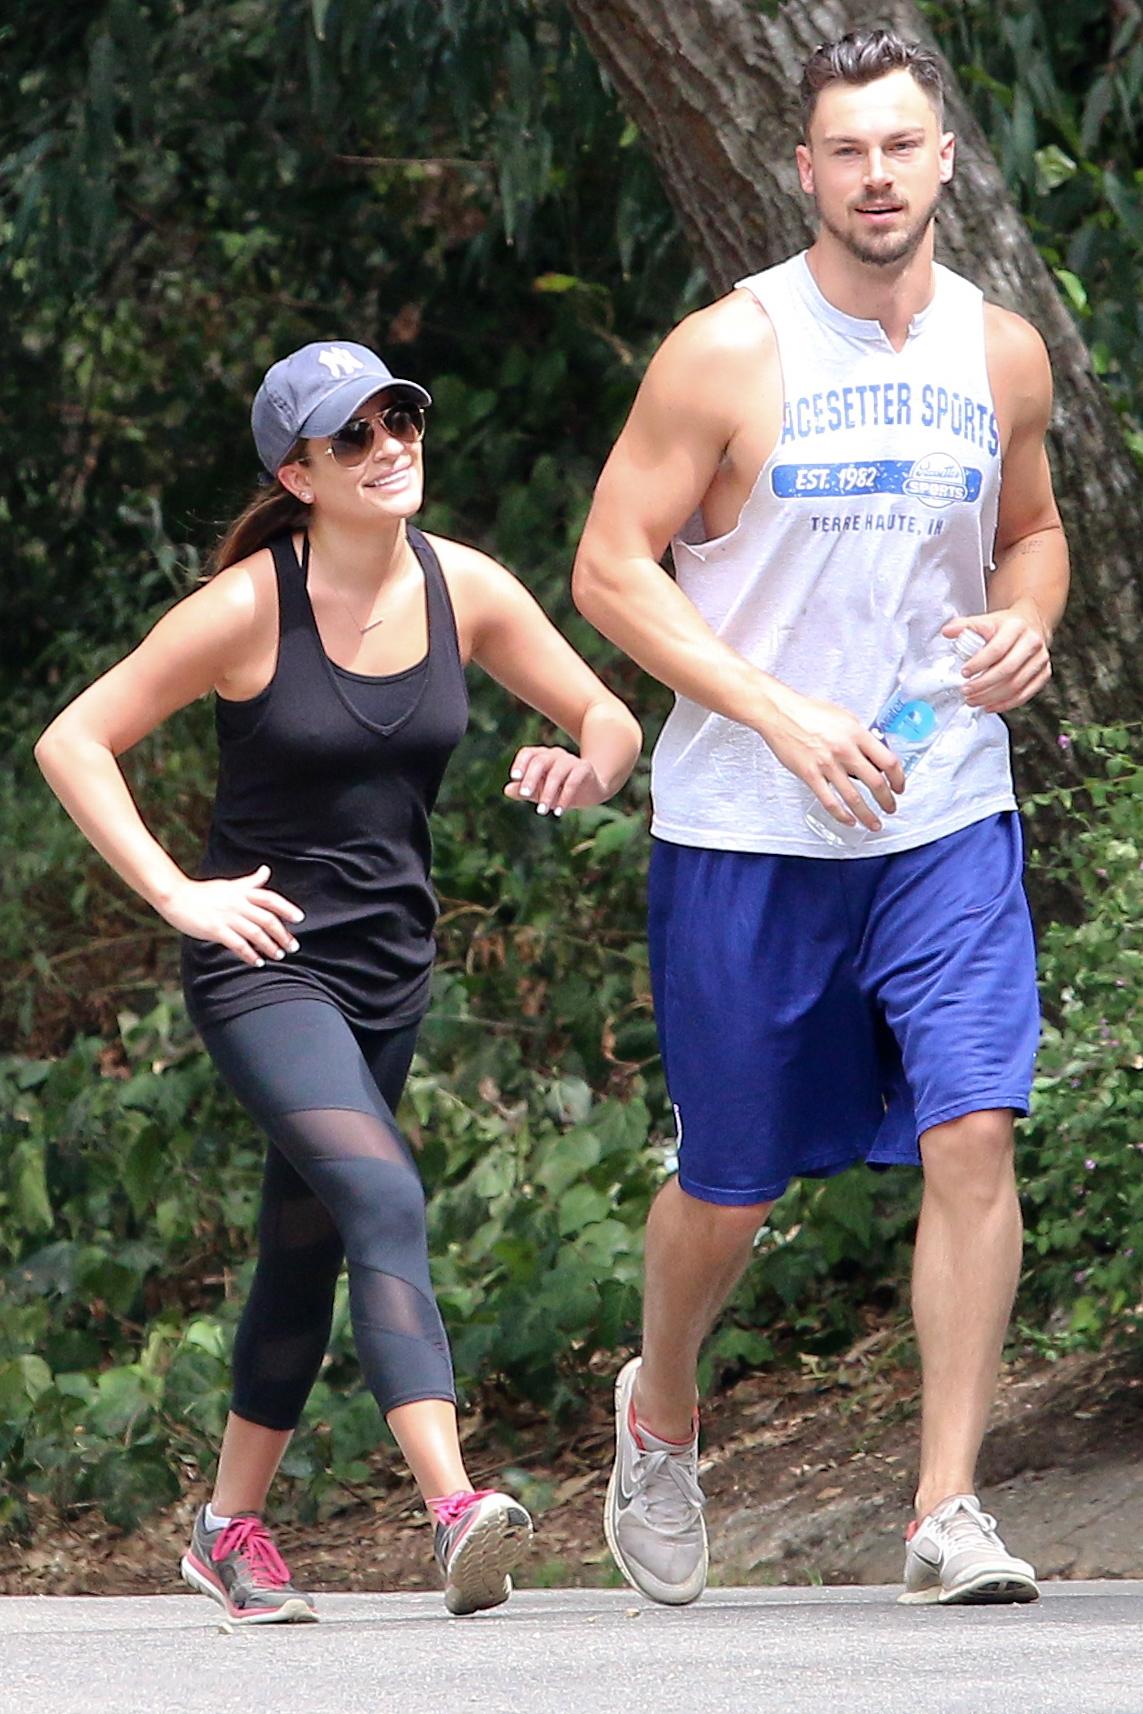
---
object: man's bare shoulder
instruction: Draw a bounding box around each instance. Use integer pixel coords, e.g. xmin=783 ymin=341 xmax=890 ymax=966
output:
xmin=983 ymin=302 xmax=1051 ymax=378
xmin=656 ymin=289 xmax=777 ymax=370
xmin=637 ymin=292 xmax=778 ymax=430
xmin=983 ymin=302 xmax=1053 ymax=431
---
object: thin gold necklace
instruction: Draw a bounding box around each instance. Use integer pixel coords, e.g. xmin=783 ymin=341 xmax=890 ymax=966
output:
xmin=307 ymin=536 xmax=409 ymax=634
xmin=348 ymin=599 xmax=385 ymax=635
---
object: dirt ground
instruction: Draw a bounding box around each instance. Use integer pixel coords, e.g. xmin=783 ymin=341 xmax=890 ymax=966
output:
xmin=3 ymin=1339 xmax=1141 ymax=1599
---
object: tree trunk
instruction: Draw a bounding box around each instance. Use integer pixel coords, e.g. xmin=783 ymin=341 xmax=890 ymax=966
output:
xmin=565 ymin=0 xmax=1143 ymax=803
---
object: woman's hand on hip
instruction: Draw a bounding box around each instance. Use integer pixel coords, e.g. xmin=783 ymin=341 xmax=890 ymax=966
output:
xmin=503 ymin=747 xmax=613 ymax=816
xmin=160 ymin=865 xmax=305 ymax=966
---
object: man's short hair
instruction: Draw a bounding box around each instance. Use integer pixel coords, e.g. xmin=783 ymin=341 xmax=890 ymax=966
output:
xmin=800 ymin=29 xmax=946 ymax=138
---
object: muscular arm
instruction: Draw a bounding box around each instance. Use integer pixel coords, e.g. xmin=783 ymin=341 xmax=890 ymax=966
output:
xmin=572 ymin=296 xmax=905 ymax=829
xmin=951 ymin=307 xmax=1069 ymax=713
xmin=571 ymin=299 xmax=784 ymax=728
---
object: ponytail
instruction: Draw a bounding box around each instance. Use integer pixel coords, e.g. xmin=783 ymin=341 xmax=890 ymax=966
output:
xmin=205 ymin=440 xmax=310 ymax=577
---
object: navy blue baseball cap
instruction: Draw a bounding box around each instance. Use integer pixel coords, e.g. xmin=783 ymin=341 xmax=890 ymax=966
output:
xmin=251 ymin=341 xmax=432 ymax=474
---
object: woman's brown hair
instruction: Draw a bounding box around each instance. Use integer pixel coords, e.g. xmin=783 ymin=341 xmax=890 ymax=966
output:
xmin=205 ymin=439 xmax=309 ymax=577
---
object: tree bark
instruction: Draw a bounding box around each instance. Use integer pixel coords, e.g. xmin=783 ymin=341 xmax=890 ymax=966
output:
xmin=565 ymin=0 xmax=1143 ymax=800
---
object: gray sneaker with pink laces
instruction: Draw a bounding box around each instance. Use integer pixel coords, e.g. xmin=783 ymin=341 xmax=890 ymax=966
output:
xmin=431 ymin=1489 xmax=533 ymax=1615
xmin=180 ymin=1508 xmax=317 ymax=1624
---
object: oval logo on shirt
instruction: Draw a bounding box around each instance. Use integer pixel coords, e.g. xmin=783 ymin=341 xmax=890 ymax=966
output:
xmin=903 ymin=452 xmax=970 ymax=509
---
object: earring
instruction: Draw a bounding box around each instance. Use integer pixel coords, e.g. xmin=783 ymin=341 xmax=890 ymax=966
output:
xmin=301 ymin=492 xmax=313 ymax=502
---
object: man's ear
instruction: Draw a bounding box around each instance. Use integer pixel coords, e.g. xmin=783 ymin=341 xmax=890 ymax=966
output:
xmin=938 ymin=130 xmax=956 ymax=186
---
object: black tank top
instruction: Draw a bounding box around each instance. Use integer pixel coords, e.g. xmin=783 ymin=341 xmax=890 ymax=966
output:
xmin=181 ymin=527 xmax=469 ymax=1031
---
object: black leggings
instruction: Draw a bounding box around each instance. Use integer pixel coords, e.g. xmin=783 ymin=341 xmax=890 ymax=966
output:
xmin=201 ymin=998 xmax=455 ymax=1432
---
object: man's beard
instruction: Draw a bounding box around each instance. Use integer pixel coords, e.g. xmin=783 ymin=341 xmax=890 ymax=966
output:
xmin=817 ymin=185 xmax=942 ymax=269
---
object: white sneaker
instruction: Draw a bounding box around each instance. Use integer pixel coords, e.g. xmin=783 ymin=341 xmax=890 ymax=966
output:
xmin=899 ymin=1493 xmax=1040 ymax=1605
xmin=603 ymin=1357 xmax=708 ymax=1605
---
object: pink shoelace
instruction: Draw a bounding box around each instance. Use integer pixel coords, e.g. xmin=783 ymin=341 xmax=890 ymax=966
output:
xmin=212 ymin=1516 xmax=291 ymax=1588
xmin=429 ymin=1488 xmax=495 ymax=1528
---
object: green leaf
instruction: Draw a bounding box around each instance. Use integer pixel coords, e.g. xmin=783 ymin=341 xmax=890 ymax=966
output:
xmin=533 ymin=1129 xmax=601 ymax=1200
xmin=181 ymin=1319 xmax=228 ymax=1361
xmin=89 ymin=1445 xmax=179 ymax=1529
xmin=1054 ymin=269 xmax=1088 ymax=315
xmin=87 ymin=1364 xmax=153 ymax=1436
xmin=1035 ymin=145 xmax=1077 ymax=195
xmin=591 ymin=816 xmax=643 ymax=859
xmin=1081 ymin=75 xmax=1115 ymax=155
xmin=122 ymin=1123 xmax=164 ymax=1217
xmin=1103 ymin=172 xmax=1143 ymax=250
xmin=0 ymin=1356 xmax=53 ymax=1422
xmin=557 ymin=1182 xmax=612 ymax=1237
xmin=10 ymin=1139 xmax=52 ymax=1233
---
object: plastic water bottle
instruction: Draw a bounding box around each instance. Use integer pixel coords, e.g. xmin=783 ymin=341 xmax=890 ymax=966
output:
xmin=804 ymin=629 xmax=987 ymax=849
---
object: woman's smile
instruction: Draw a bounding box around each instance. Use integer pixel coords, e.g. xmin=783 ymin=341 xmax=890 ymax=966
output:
xmin=363 ymin=462 xmax=413 ymax=492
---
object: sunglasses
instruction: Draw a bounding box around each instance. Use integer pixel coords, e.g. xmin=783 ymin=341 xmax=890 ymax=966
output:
xmin=324 ymin=401 xmax=428 ymax=467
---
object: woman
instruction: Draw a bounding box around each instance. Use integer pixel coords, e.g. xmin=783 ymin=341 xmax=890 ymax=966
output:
xmin=35 ymin=339 xmax=642 ymax=1624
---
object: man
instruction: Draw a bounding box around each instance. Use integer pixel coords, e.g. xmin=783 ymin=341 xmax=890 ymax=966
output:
xmin=573 ymin=28 xmax=1068 ymax=1607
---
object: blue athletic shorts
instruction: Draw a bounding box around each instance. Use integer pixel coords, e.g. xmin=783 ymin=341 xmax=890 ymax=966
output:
xmin=647 ymin=811 xmax=1039 ymax=1206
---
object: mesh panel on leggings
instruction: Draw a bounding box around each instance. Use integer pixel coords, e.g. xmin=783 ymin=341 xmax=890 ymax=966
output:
xmin=230 ymin=1146 xmax=344 ymax=1430
xmin=269 ymin=1106 xmax=455 ymax=1413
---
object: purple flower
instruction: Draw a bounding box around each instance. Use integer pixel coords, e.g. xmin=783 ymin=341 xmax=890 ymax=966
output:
xmin=1084 ymin=1158 xmax=1097 ymax=1170
xmin=1057 ymin=733 xmax=1072 ymax=750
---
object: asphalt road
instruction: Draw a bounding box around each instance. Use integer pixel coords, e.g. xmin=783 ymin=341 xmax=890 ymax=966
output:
xmin=2 ymin=1583 xmax=1140 ymax=1714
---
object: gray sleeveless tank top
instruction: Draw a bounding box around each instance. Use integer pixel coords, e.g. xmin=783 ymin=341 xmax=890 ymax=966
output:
xmin=650 ymin=253 xmax=1015 ymax=857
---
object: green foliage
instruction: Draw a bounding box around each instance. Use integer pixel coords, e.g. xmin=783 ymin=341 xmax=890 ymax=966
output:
xmin=0 ymin=1001 xmax=254 ymax=1530
xmin=1 ymin=0 xmax=693 ymax=692
xmin=926 ymin=0 xmax=1143 ymax=443
xmin=1018 ymin=725 xmax=1143 ymax=1346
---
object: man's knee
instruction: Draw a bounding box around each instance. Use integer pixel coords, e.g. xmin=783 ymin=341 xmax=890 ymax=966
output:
xmin=664 ymin=1178 xmax=775 ymax=1245
xmin=920 ymin=1108 xmax=1017 ymax=1203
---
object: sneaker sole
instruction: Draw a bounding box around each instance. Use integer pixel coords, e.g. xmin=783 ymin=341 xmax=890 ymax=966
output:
xmin=180 ymin=1553 xmax=318 ymax=1624
xmin=602 ymin=1359 xmax=708 ymax=1607
xmin=445 ymin=1503 xmax=533 ymax=1617
xmin=899 ymin=1571 xmax=1040 ymax=1607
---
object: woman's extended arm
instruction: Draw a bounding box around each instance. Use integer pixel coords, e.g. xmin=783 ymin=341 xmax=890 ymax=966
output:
xmin=34 ymin=560 xmax=304 ymax=966
xmin=431 ymin=537 xmax=642 ymax=814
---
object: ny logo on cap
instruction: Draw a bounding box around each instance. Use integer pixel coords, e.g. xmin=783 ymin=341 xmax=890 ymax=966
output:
xmin=318 ymin=347 xmax=365 ymax=379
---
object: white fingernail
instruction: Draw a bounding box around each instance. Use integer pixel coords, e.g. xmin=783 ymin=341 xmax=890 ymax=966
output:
xmin=553 ymin=807 xmax=563 ymax=818
xmin=274 ymin=950 xmax=285 ymax=960
xmin=519 ymin=785 xmax=532 ymax=797
xmin=511 ymin=769 xmax=523 ymax=781
xmin=289 ymin=940 xmax=300 ymax=953
xmin=536 ymin=803 xmax=549 ymax=816
xmin=255 ymin=957 xmax=265 ymax=968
